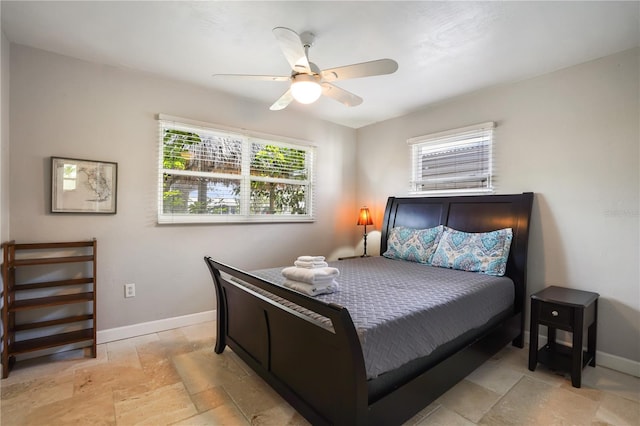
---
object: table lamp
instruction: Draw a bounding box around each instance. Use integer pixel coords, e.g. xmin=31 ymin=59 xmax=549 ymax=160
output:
xmin=357 ymin=206 xmax=374 ymax=257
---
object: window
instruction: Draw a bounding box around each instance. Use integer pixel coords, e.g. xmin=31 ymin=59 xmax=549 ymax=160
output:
xmin=408 ymin=122 xmax=495 ymax=194
xmin=158 ymin=115 xmax=315 ymax=224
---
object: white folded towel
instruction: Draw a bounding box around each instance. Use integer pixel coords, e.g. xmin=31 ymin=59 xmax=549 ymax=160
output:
xmin=281 ymin=266 xmax=340 ymax=285
xmin=294 ymin=260 xmax=329 ymax=269
xmin=296 ymin=255 xmax=325 ymax=262
xmin=283 ymin=279 xmax=339 ymax=296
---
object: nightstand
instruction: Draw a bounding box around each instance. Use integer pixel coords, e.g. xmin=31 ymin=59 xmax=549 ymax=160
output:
xmin=528 ymin=286 xmax=599 ymax=388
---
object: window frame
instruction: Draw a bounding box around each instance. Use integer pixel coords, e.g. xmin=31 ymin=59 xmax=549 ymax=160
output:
xmin=157 ymin=114 xmax=315 ymax=224
xmin=407 ymin=122 xmax=495 ymax=195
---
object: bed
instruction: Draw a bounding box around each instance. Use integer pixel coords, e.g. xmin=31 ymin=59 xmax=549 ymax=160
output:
xmin=204 ymin=192 xmax=534 ymax=425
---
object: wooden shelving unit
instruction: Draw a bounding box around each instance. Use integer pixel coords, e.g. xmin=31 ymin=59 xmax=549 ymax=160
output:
xmin=1 ymin=240 xmax=97 ymax=378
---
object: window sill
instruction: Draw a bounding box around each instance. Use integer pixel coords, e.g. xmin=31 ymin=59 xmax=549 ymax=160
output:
xmin=157 ymin=215 xmax=315 ymax=225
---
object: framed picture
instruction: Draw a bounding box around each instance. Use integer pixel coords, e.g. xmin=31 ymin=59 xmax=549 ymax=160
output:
xmin=51 ymin=157 xmax=118 ymax=214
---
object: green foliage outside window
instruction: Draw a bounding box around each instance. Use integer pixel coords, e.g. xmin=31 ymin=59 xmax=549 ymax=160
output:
xmin=161 ymin=127 xmax=311 ymax=217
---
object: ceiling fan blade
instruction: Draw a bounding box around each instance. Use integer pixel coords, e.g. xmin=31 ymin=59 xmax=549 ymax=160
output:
xmin=269 ymin=89 xmax=294 ymax=111
xmin=212 ymin=74 xmax=290 ymax=82
xmin=320 ymin=82 xmax=363 ymax=107
xmin=321 ymin=59 xmax=398 ymax=82
xmin=272 ymin=27 xmax=311 ymax=73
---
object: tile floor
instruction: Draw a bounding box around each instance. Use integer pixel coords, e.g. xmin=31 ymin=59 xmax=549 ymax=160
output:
xmin=1 ymin=321 xmax=638 ymax=425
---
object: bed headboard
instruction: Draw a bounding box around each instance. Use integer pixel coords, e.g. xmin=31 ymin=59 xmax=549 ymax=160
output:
xmin=380 ymin=192 xmax=534 ymax=314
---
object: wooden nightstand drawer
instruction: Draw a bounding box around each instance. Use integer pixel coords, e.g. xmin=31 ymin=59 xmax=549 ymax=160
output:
xmin=539 ymin=302 xmax=572 ymax=328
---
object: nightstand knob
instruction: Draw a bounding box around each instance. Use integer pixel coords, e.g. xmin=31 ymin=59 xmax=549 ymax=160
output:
xmin=552 ymin=310 xmax=559 ymax=317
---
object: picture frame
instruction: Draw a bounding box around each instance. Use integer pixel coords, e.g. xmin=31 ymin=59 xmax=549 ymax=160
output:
xmin=51 ymin=156 xmax=118 ymax=214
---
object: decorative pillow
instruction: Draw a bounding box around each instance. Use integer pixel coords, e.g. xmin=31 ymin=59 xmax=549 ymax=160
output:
xmin=383 ymin=225 xmax=444 ymax=264
xmin=430 ymin=227 xmax=513 ymax=276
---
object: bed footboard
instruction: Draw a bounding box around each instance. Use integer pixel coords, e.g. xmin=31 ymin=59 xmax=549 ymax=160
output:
xmin=204 ymin=257 xmax=369 ymax=426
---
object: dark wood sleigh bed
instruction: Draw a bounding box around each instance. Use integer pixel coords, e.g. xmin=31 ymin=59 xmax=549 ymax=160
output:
xmin=204 ymin=192 xmax=534 ymax=425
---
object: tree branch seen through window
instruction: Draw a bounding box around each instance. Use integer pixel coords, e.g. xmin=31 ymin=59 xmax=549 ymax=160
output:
xmin=158 ymin=120 xmax=314 ymax=223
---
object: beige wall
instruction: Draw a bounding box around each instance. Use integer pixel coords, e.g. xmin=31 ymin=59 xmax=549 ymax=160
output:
xmin=8 ymin=44 xmax=358 ymax=330
xmin=6 ymin=42 xmax=639 ymax=372
xmin=357 ymin=48 xmax=640 ymax=367
xmin=1 ymin=19 xmax=9 ymax=242
xmin=0 ymin=19 xmax=8 ymax=347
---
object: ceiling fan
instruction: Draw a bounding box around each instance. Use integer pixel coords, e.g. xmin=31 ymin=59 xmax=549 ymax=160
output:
xmin=213 ymin=27 xmax=399 ymax=111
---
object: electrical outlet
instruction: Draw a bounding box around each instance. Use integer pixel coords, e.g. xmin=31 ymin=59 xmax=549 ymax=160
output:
xmin=124 ymin=283 xmax=136 ymax=298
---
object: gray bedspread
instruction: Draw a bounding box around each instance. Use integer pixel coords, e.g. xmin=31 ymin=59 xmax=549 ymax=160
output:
xmin=250 ymin=256 xmax=514 ymax=379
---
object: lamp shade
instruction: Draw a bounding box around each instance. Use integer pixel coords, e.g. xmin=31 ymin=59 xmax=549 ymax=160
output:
xmin=291 ymin=74 xmax=322 ymax=104
xmin=357 ymin=207 xmax=373 ymax=226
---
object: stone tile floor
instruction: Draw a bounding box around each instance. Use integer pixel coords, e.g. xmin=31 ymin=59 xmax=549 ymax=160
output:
xmin=1 ymin=321 xmax=638 ymax=425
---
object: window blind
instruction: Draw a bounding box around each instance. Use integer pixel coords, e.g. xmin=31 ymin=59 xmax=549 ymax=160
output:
xmin=158 ymin=116 xmax=315 ymax=224
xmin=408 ymin=122 xmax=495 ymax=194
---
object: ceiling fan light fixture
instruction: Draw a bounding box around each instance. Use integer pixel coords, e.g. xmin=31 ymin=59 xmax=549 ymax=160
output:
xmin=291 ymin=74 xmax=322 ymax=104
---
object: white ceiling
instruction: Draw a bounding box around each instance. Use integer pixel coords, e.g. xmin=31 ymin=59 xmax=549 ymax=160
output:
xmin=2 ymin=1 xmax=639 ymax=128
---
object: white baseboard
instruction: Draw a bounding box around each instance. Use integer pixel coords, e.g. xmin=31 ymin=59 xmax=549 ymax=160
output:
xmin=96 ymin=310 xmax=216 ymax=344
xmin=97 ymin=314 xmax=637 ymax=378
xmin=596 ymin=350 xmax=640 ymax=377
xmin=527 ymin=331 xmax=640 ymax=378
xmin=6 ymin=312 xmax=639 ymax=378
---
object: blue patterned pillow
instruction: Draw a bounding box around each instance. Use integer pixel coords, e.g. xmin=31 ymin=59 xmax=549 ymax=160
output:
xmin=383 ymin=225 xmax=444 ymax=264
xmin=431 ymin=227 xmax=513 ymax=276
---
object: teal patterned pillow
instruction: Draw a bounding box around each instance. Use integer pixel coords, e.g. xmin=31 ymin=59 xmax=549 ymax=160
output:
xmin=383 ymin=225 xmax=444 ymax=264
xmin=431 ymin=227 xmax=513 ymax=276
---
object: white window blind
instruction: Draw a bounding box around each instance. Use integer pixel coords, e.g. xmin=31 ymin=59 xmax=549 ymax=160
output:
xmin=158 ymin=115 xmax=315 ymax=224
xmin=408 ymin=122 xmax=495 ymax=194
